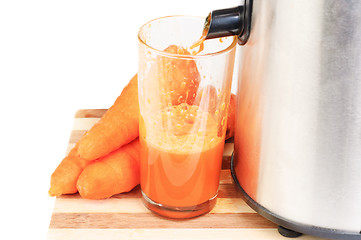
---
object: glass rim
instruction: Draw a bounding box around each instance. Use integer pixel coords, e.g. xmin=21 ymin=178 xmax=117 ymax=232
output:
xmin=138 ymin=15 xmax=237 ymax=59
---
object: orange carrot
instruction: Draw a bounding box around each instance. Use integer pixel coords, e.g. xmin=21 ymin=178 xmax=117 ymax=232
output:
xmin=49 ymin=75 xmax=138 ymax=196
xmin=76 ymin=139 xmax=140 ymax=199
xmin=48 ymin=143 xmax=88 ymax=196
xmin=225 ymin=93 xmax=236 ymax=140
xmin=77 ymin=74 xmax=139 ymax=161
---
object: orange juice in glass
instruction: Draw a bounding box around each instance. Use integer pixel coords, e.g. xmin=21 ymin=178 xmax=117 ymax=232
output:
xmin=138 ymin=16 xmax=236 ymax=219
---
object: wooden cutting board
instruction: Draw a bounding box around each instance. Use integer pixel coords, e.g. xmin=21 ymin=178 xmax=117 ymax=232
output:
xmin=47 ymin=109 xmax=329 ymax=240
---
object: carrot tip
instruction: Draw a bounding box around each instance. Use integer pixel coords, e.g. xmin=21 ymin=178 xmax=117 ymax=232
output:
xmin=48 ymin=187 xmax=61 ymax=197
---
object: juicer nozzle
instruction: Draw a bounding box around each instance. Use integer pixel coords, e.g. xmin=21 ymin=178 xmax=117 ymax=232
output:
xmin=205 ymin=0 xmax=252 ymax=45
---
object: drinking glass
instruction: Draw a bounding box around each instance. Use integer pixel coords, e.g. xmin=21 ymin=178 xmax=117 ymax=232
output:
xmin=138 ymin=16 xmax=237 ymax=218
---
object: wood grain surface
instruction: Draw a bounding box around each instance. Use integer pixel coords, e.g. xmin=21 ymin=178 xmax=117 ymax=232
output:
xmin=47 ymin=109 xmax=330 ymax=240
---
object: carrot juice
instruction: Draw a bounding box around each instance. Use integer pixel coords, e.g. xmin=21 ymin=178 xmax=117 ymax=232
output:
xmin=139 ymin=103 xmax=225 ymax=218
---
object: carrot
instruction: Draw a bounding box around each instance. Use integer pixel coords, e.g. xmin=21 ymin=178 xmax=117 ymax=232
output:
xmin=49 ymin=75 xmax=138 ymax=196
xmin=48 ymin=143 xmax=88 ymax=196
xmin=76 ymin=139 xmax=140 ymax=199
xmin=77 ymin=74 xmax=139 ymax=161
xmin=225 ymin=93 xmax=236 ymax=140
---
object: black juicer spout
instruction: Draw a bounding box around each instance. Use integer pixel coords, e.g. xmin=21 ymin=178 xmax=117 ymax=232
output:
xmin=204 ymin=0 xmax=253 ymax=45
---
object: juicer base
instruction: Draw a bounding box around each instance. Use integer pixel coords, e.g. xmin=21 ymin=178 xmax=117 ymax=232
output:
xmin=230 ymin=154 xmax=361 ymax=240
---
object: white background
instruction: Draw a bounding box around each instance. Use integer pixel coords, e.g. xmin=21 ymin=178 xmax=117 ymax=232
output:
xmin=0 ymin=0 xmax=240 ymax=239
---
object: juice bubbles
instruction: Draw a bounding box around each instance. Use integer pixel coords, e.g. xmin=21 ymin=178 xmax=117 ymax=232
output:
xmin=140 ymin=104 xmax=225 ymax=217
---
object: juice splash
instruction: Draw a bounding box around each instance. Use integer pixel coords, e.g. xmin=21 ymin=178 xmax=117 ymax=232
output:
xmin=189 ymin=14 xmax=210 ymax=55
xmin=160 ymin=45 xmax=201 ymax=105
xmin=189 ymin=36 xmax=205 ymax=55
xmin=157 ymin=17 xmax=210 ymax=106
